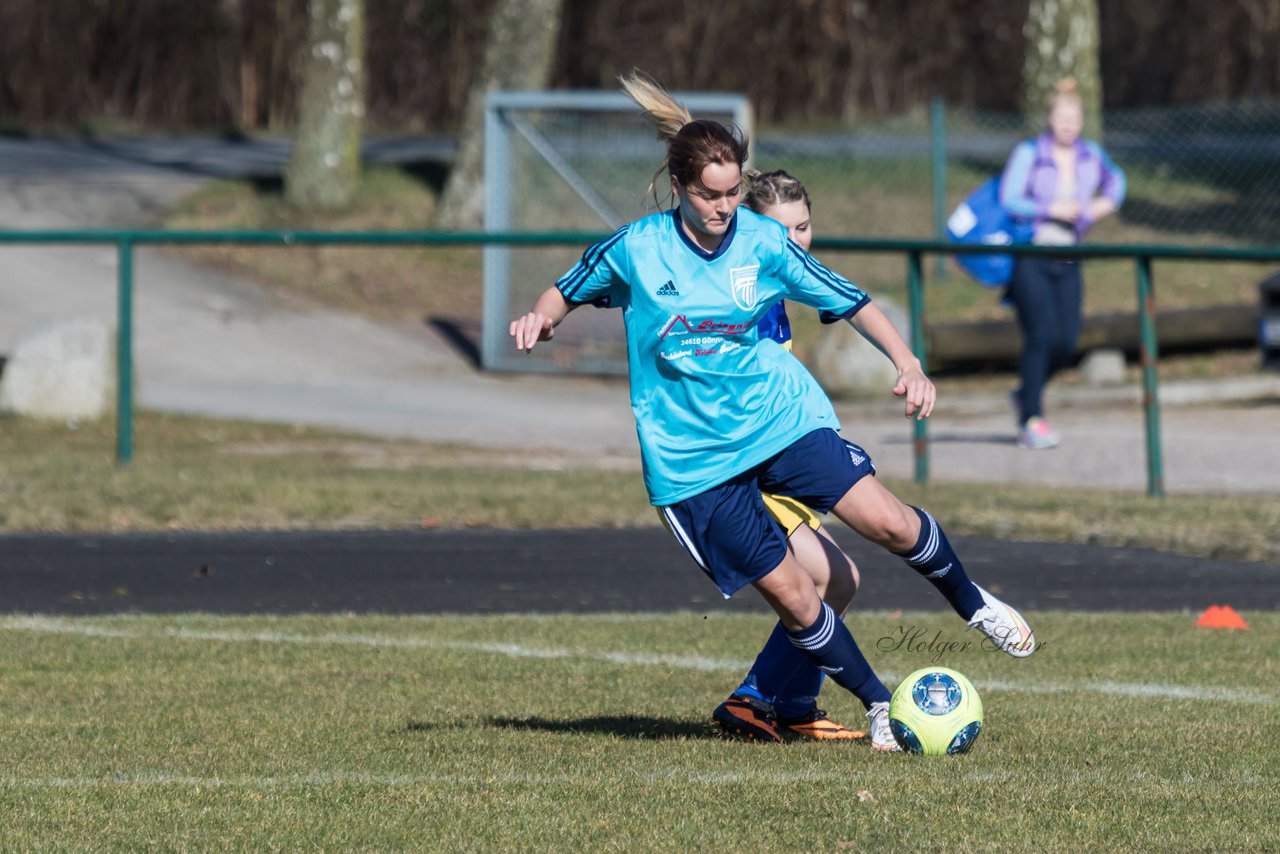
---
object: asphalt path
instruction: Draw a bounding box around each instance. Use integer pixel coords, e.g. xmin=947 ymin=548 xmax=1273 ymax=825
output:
xmin=2 ymin=528 xmax=1274 ymax=616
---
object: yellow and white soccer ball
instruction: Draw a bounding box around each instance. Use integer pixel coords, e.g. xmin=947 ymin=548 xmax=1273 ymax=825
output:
xmin=888 ymin=667 xmax=984 ymax=755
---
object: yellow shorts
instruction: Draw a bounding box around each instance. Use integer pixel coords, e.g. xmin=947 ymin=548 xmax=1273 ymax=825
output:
xmin=760 ymin=493 xmax=823 ymax=537
xmin=654 ymin=493 xmax=822 ymax=538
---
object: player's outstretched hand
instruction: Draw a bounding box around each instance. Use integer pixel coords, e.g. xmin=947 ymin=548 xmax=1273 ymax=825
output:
xmin=893 ymin=365 xmax=936 ymax=420
xmin=510 ymin=312 xmax=556 ymax=353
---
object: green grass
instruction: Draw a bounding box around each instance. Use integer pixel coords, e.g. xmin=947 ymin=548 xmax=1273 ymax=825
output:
xmin=1 ymin=611 xmax=1275 ymax=850
xmin=0 ymin=412 xmax=657 ymax=532
xmin=3 ymin=410 xmax=1279 ymax=563
xmin=162 ymin=166 xmax=483 ymax=326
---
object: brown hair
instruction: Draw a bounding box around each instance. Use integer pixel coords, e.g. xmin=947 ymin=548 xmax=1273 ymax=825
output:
xmin=742 ymin=169 xmax=810 ymax=215
xmin=618 ymin=70 xmax=749 ymax=207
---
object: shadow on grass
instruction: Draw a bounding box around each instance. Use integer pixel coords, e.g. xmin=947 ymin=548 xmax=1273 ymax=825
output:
xmin=488 ymin=715 xmax=715 ymax=740
xmin=402 ymin=717 xmax=715 ymax=740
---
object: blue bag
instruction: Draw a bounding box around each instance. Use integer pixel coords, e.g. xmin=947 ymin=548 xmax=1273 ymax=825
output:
xmin=946 ymin=177 xmax=1032 ymax=287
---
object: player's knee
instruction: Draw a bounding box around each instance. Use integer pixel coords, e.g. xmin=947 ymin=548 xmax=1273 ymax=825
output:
xmin=861 ymin=507 xmax=918 ymax=553
xmin=755 ymin=568 xmax=821 ymax=629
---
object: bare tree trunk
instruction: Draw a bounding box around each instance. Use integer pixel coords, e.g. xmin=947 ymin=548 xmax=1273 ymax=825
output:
xmin=1022 ymin=0 xmax=1103 ymax=134
xmin=1240 ymin=0 xmax=1280 ymax=96
xmin=434 ymin=0 xmax=563 ymax=230
xmin=284 ymin=0 xmax=365 ymax=210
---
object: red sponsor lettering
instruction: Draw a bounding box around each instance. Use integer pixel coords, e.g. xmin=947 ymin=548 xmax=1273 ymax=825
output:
xmin=694 ymin=319 xmax=752 ymax=334
xmin=659 ymin=315 xmax=752 ymax=339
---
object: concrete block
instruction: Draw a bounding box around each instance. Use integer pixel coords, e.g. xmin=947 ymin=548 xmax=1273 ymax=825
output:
xmin=809 ymin=296 xmax=907 ymax=398
xmin=0 ymin=318 xmax=116 ymax=419
xmin=1080 ymin=347 xmax=1127 ymax=387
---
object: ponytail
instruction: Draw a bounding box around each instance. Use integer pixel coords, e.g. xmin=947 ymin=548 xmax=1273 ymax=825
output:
xmin=619 ymin=69 xmax=749 ymax=208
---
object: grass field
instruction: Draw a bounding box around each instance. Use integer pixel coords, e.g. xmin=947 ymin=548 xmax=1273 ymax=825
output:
xmin=2 ymin=412 xmax=1276 ymax=850
xmin=1 ymin=611 xmax=1275 ymax=850
xmin=9 ymin=127 xmax=1278 ymax=850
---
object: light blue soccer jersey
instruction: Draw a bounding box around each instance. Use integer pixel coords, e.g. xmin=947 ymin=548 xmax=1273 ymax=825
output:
xmin=555 ymin=207 xmax=869 ymax=506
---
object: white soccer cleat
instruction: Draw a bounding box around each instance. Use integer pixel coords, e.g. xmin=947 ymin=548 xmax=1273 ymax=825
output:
xmin=866 ymin=701 xmax=901 ymax=752
xmin=967 ymin=586 xmax=1036 ymax=657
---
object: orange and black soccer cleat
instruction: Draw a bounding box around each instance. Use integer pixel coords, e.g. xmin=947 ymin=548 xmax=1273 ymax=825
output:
xmin=711 ymin=694 xmax=782 ymax=743
xmin=777 ymin=708 xmax=868 ymax=741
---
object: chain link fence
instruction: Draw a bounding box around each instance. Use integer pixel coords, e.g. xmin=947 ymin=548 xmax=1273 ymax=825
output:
xmin=757 ymin=99 xmax=1280 ymax=345
xmin=755 ymin=98 xmax=1280 ymax=244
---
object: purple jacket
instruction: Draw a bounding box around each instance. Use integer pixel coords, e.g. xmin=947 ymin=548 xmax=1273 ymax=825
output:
xmin=998 ymin=133 xmax=1126 ymax=239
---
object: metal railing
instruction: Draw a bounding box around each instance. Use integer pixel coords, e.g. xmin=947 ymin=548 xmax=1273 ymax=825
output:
xmin=3 ymin=229 xmax=1278 ymax=497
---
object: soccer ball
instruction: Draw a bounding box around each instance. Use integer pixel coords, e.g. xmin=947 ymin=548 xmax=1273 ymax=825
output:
xmin=888 ymin=667 xmax=983 ymax=755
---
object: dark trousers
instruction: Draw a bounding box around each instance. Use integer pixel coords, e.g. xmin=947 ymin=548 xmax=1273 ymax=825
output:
xmin=1007 ymin=256 xmax=1083 ymax=424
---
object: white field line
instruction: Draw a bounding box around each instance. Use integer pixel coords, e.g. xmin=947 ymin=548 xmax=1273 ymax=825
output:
xmin=0 ymin=769 xmax=854 ymax=789
xmin=0 ymin=615 xmax=1271 ymax=706
xmin=0 ymin=767 xmax=1269 ymax=790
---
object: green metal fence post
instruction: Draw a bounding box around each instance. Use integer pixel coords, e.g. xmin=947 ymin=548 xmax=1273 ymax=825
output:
xmin=1136 ymin=255 xmax=1163 ymax=497
xmin=930 ymin=96 xmax=948 ymax=280
xmin=116 ymin=237 xmax=134 ymax=465
xmin=907 ymin=250 xmax=929 ymax=484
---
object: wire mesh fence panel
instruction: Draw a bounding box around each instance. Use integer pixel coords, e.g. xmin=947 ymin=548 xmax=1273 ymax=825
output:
xmin=756 ymin=100 xmax=1280 ymax=247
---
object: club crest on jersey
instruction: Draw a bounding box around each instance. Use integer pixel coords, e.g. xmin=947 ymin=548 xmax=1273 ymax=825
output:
xmin=729 ymin=265 xmax=759 ymax=311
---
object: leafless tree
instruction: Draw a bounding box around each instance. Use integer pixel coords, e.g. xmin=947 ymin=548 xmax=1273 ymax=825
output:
xmin=434 ymin=0 xmax=564 ymax=230
xmin=284 ymin=0 xmax=366 ymax=210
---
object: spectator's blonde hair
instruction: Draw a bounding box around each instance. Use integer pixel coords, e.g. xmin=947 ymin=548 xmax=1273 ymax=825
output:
xmin=742 ymin=169 xmax=810 ymax=215
xmin=618 ymin=69 xmax=749 ymax=207
xmin=1048 ymin=77 xmax=1082 ymax=111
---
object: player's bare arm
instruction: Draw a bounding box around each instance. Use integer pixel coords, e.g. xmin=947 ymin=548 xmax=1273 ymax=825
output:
xmin=510 ymin=287 xmax=575 ymax=353
xmin=848 ymin=302 xmax=936 ymax=420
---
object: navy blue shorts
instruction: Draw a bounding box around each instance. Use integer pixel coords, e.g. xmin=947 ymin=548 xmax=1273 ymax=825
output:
xmin=659 ymin=429 xmax=876 ymax=598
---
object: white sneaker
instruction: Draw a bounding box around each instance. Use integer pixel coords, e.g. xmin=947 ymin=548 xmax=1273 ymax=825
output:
xmin=866 ymin=701 xmax=900 ymax=752
xmin=967 ymin=586 xmax=1036 ymax=657
xmin=1017 ymin=416 xmax=1060 ymax=450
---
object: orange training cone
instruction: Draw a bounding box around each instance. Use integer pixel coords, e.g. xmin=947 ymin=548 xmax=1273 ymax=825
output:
xmin=1195 ymin=605 xmax=1249 ymax=630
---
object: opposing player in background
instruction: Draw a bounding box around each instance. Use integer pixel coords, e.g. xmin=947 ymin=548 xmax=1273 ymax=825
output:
xmin=510 ymin=73 xmax=1035 ymax=752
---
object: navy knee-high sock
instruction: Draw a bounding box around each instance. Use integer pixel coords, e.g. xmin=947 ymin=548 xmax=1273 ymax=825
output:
xmin=897 ymin=506 xmax=985 ymax=620
xmin=786 ymin=602 xmax=889 ymax=709
xmin=730 ymin=621 xmax=813 ymax=706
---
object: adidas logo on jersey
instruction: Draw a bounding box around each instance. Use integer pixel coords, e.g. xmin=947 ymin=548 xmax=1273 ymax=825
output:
xmin=656 ymin=280 xmax=679 ymax=296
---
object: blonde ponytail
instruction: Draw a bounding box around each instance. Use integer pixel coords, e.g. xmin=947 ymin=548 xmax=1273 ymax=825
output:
xmin=619 ymin=70 xmax=692 ymax=142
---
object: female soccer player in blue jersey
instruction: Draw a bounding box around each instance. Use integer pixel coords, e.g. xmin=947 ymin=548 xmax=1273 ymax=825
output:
xmin=703 ymin=169 xmax=1038 ymax=744
xmin=510 ymin=73 xmax=1035 ymax=751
